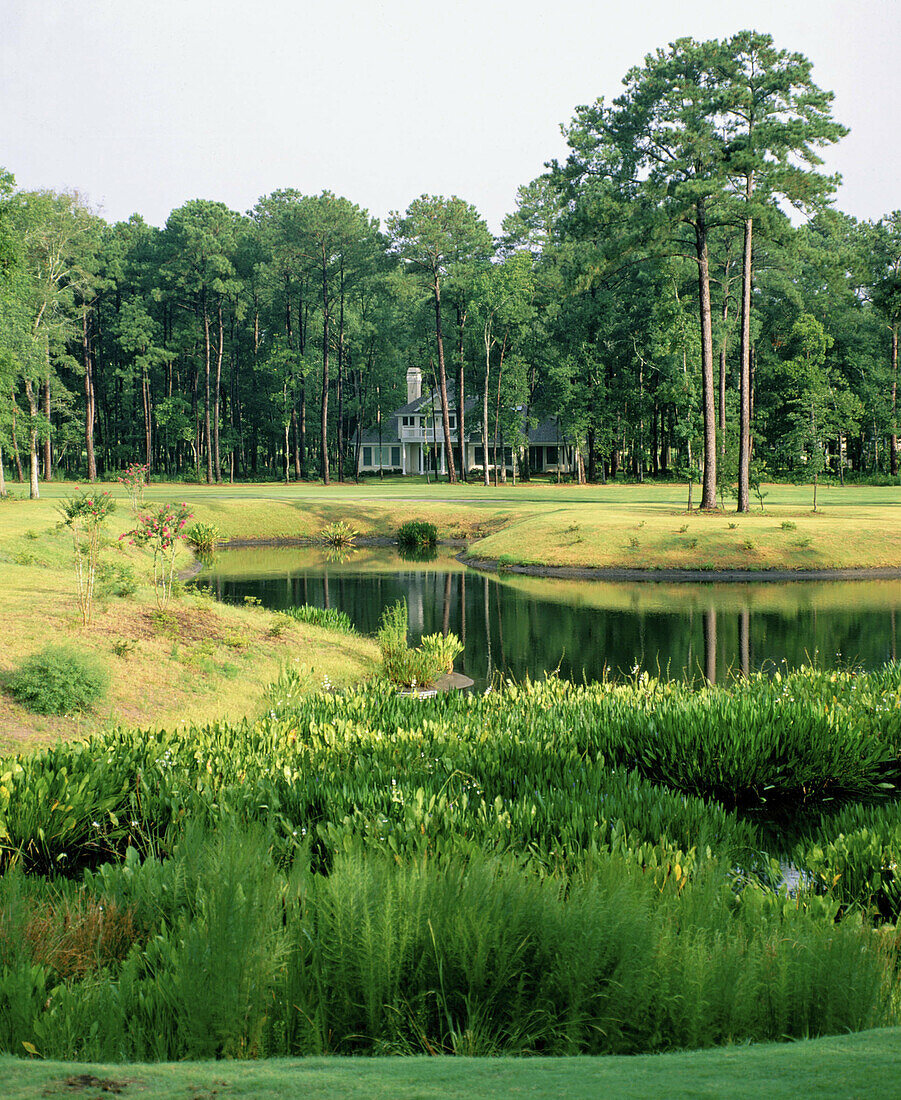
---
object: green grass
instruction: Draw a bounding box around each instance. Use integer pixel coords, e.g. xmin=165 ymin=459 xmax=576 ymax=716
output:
xmin=0 ymin=489 xmax=379 ymax=753
xmin=2 ymin=1028 xmax=899 ymax=1099
xmin=7 ymin=479 xmax=901 ymax=572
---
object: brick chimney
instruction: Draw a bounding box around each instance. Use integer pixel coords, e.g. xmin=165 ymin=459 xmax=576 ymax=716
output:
xmin=406 ymin=366 xmax=422 ymax=404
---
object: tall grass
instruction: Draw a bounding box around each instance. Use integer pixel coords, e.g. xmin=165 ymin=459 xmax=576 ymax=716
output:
xmin=0 ymin=839 xmax=893 ymax=1061
xmin=2 ymin=667 xmax=901 ymax=1063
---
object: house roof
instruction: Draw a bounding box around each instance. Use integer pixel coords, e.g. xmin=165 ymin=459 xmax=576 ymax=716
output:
xmin=393 ymin=384 xmax=478 ymax=417
xmin=359 ymin=428 xmax=402 ymax=445
xmin=527 ymin=416 xmax=569 ymax=445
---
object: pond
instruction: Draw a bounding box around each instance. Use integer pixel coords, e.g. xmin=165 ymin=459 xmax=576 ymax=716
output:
xmin=195 ymin=547 xmax=901 ymax=689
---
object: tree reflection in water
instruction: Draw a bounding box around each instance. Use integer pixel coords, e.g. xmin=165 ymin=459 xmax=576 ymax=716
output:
xmin=196 ymin=547 xmax=901 ymax=690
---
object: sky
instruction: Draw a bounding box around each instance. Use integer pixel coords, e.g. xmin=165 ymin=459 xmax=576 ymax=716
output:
xmin=1 ymin=0 xmax=898 ymax=233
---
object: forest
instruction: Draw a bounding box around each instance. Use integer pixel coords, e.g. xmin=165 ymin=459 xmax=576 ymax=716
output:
xmin=0 ymin=31 xmax=899 ymax=513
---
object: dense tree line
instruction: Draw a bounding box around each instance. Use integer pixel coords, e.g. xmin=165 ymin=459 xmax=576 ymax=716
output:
xmin=1 ymin=31 xmax=899 ymax=507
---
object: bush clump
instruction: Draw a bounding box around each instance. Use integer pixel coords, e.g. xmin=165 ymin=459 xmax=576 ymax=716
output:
xmin=283 ymin=604 xmax=356 ymax=634
xmin=7 ymin=645 xmax=109 ymax=715
xmin=185 ymin=522 xmax=221 ymax=555
xmin=396 ymin=520 xmax=438 ymax=549
xmin=378 ymin=600 xmax=462 ymax=688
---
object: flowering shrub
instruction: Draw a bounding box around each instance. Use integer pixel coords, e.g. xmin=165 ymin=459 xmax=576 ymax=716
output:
xmin=118 ymin=462 xmax=150 ymax=513
xmin=58 ymin=489 xmax=117 ymax=625
xmin=122 ymin=502 xmax=192 ymax=609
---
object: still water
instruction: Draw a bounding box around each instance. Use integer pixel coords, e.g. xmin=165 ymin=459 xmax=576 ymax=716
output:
xmin=196 ymin=547 xmax=901 ymax=689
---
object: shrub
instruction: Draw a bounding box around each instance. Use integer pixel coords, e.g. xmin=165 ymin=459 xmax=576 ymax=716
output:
xmin=118 ymin=462 xmax=150 ymax=512
xmin=121 ymin=502 xmax=192 ymax=610
xmin=7 ymin=646 xmax=109 ymax=715
xmin=96 ymin=560 xmax=138 ymax=598
xmin=58 ymin=489 xmax=117 ymax=625
xmin=283 ymin=605 xmax=356 ymax=634
xmin=396 ymin=520 xmax=438 ymax=549
xmin=377 ymin=600 xmax=458 ymax=688
xmin=419 ymin=633 xmax=464 ymax=675
xmin=319 ymin=521 xmax=358 ymax=548
xmin=781 ymin=520 xmax=798 ymax=531
xmin=185 ymin=523 xmax=221 ymax=555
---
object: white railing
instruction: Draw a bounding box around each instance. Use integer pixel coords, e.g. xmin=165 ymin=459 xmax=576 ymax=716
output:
xmin=400 ymin=426 xmax=457 ymax=443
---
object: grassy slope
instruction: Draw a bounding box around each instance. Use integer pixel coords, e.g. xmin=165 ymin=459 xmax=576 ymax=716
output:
xmin=0 ymin=492 xmax=378 ymax=755
xmin=2 ymin=1029 xmax=897 ymax=1099
xmin=135 ymin=479 xmax=901 ymax=572
xmin=3 ymin=477 xmax=899 ymax=748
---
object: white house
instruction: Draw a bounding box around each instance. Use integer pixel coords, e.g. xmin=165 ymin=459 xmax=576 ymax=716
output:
xmin=357 ymin=367 xmax=577 ymax=477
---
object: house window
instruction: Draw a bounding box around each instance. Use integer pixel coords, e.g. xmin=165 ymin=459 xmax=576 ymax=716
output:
xmin=545 ymin=445 xmax=558 ymax=465
xmin=391 ymin=447 xmax=400 ymax=466
xmin=474 ymin=446 xmax=484 ymax=465
xmin=362 ymin=446 xmax=372 ymax=466
xmin=448 ymin=415 xmax=456 ymax=429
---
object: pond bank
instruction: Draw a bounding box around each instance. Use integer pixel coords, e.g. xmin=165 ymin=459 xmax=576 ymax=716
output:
xmin=459 ymin=554 xmax=901 ymax=584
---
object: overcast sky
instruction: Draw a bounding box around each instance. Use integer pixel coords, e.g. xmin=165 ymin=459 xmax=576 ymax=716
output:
xmin=2 ymin=0 xmax=898 ymax=232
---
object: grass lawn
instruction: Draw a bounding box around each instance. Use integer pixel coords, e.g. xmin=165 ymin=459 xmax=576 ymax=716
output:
xmin=2 ymin=1028 xmax=897 ymax=1098
xmin=126 ymin=478 xmax=901 ymax=571
xmin=2 ymin=477 xmax=899 ymax=750
xmin=0 ymin=488 xmax=378 ymax=755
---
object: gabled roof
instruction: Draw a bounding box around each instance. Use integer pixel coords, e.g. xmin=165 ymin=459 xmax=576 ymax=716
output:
xmin=393 ymin=385 xmax=478 ymax=417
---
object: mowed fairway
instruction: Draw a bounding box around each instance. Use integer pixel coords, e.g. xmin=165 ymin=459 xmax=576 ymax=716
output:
xmin=125 ymin=478 xmax=901 ymax=572
xmin=2 ymin=1028 xmax=899 ymax=1099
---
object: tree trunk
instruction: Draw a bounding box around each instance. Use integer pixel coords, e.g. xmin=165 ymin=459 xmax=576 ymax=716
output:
xmin=891 ymin=323 xmax=898 ymax=476
xmin=42 ymin=376 xmax=51 ymax=481
xmin=337 ymin=263 xmax=345 ymax=481
xmin=482 ymin=362 xmax=490 ymax=488
xmin=203 ymin=297 xmax=213 ymax=484
xmin=433 ymin=276 xmax=457 ymax=483
xmin=320 ymin=249 xmax=330 ymax=485
xmin=457 ymin=304 xmax=467 ymax=479
xmin=718 ymin=268 xmax=730 ymax=459
xmin=695 ymin=201 xmax=718 ymax=510
xmin=737 ymin=178 xmax=754 ymax=512
xmin=213 ymin=302 xmax=224 ymax=482
xmin=493 ymin=337 xmax=507 ymax=487
xmin=11 ymin=403 xmax=24 ymax=481
xmin=24 ymin=379 xmax=40 ymax=499
xmin=142 ymin=369 xmax=152 ymax=469
xmin=83 ymin=311 xmax=97 ymax=481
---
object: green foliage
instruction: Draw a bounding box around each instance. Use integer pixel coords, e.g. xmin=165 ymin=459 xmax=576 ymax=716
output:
xmin=396 ymin=520 xmax=438 ymax=549
xmin=282 ymin=604 xmax=356 ymax=634
xmin=184 ymin=522 xmax=221 ymax=555
xmin=0 ymin=840 xmax=892 ymax=1060
xmin=95 ymin=560 xmax=138 ymax=598
xmin=319 ymin=521 xmax=358 ymax=548
xmin=377 ymin=600 xmax=460 ymax=688
xmin=6 ymin=645 xmax=108 ymax=716
xmin=57 ymin=490 xmax=116 ymax=625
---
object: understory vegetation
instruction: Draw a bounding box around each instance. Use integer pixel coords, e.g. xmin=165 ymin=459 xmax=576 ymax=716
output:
xmin=1 ymin=666 xmax=901 ymax=1060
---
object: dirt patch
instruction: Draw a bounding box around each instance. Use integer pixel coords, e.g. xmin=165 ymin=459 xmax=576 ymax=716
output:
xmin=46 ymin=1074 xmax=135 ymax=1095
xmin=139 ymin=606 xmax=231 ymax=643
